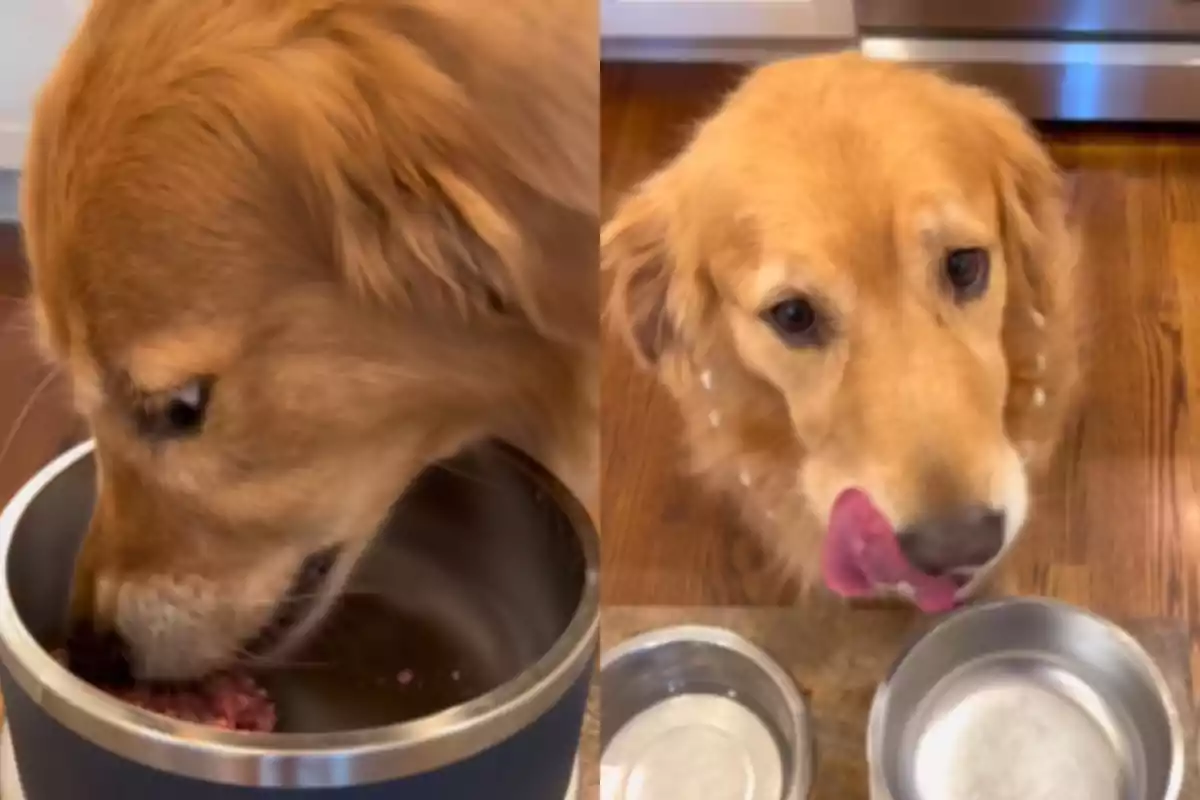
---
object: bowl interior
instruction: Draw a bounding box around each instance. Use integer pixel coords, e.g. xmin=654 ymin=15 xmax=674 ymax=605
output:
xmin=6 ymin=441 xmax=587 ymax=733
xmin=873 ymin=600 xmax=1179 ymax=799
xmin=600 ymin=630 xmax=806 ymax=793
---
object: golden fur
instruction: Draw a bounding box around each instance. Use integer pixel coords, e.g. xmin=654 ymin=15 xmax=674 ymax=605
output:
xmin=22 ymin=0 xmax=598 ymax=679
xmin=603 ymin=54 xmax=1082 ymax=601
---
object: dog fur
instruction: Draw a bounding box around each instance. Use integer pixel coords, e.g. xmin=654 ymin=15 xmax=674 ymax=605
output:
xmin=603 ymin=54 xmax=1082 ymax=603
xmin=22 ymin=0 xmax=598 ymax=679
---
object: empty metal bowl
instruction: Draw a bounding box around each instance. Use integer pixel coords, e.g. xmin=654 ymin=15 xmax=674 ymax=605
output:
xmin=868 ymin=597 xmax=1184 ymax=800
xmin=0 ymin=440 xmax=598 ymax=799
xmin=600 ymin=625 xmax=813 ymax=800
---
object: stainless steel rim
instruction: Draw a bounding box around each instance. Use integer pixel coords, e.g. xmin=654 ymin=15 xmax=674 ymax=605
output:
xmin=866 ymin=597 xmax=1185 ymax=800
xmin=0 ymin=441 xmax=600 ymax=788
xmin=600 ymin=624 xmax=814 ymax=800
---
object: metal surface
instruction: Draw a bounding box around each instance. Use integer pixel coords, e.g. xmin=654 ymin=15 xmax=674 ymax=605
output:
xmin=0 ymin=440 xmax=600 ymax=788
xmin=599 ymin=625 xmax=812 ymax=800
xmin=601 ymin=37 xmax=854 ymax=64
xmin=0 ymin=725 xmax=584 ymax=800
xmin=861 ymin=38 xmax=1200 ymax=122
xmin=565 ymin=758 xmax=579 ymax=800
xmin=868 ymin=598 xmax=1183 ymax=800
xmin=855 ymin=0 xmax=1200 ymax=38
xmin=0 ymin=723 xmax=20 ymax=800
xmin=601 ymin=0 xmax=856 ymax=41
xmin=603 ymin=33 xmax=1200 ymax=122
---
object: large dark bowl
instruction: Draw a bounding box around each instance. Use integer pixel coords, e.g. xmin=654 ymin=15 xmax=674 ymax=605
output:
xmin=0 ymin=440 xmax=597 ymax=798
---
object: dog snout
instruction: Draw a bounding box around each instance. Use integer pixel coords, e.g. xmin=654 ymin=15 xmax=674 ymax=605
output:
xmin=896 ymin=506 xmax=1005 ymax=576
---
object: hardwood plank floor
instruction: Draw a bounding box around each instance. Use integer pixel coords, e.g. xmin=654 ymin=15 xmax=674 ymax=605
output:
xmin=599 ymin=63 xmax=1200 ymax=626
xmin=0 ymin=227 xmax=81 ymax=519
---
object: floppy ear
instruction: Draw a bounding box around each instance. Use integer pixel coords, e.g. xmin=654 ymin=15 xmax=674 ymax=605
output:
xmin=317 ymin=149 xmax=597 ymax=346
xmin=244 ymin=18 xmax=597 ymax=348
xmin=991 ymin=110 xmax=1077 ymax=334
xmin=602 ymin=179 xmax=678 ymax=367
xmin=284 ymin=117 xmax=597 ymax=347
xmin=978 ymin=92 xmax=1082 ymax=451
xmin=602 ymin=170 xmax=725 ymax=369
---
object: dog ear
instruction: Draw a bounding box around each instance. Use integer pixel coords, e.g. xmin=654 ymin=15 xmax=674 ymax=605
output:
xmin=603 ymin=168 xmax=739 ymax=369
xmin=990 ymin=106 xmax=1077 ymax=331
xmin=245 ymin=23 xmax=597 ymax=349
xmin=602 ymin=178 xmax=679 ymax=366
xmin=323 ymin=155 xmax=597 ymax=347
xmin=282 ymin=122 xmax=597 ymax=347
xmin=980 ymin=91 xmax=1082 ymax=455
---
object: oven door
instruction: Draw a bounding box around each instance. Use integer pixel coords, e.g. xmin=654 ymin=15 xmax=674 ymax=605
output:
xmin=856 ymin=0 xmax=1200 ymax=38
xmin=856 ymin=0 xmax=1200 ymax=122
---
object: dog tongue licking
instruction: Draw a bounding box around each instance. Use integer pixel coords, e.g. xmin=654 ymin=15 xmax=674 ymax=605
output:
xmin=822 ymin=488 xmax=960 ymax=613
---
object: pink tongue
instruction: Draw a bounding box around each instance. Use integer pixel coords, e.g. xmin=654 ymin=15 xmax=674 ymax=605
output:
xmin=821 ymin=488 xmax=960 ymax=613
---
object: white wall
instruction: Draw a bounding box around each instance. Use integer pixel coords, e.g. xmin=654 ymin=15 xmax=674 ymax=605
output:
xmin=0 ymin=1 xmax=86 ymax=170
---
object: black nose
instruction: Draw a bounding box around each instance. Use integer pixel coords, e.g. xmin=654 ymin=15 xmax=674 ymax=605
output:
xmin=64 ymin=623 xmax=134 ymax=688
xmin=896 ymin=507 xmax=1006 ymax=577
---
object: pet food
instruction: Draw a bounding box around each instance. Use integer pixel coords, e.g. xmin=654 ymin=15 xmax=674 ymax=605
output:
xmin=54 ymin=649 xmax=277 ymax=732
xmin=112 ymin=671 xmax=277 ymax=732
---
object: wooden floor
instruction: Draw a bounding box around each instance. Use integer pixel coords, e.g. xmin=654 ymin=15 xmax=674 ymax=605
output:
xmin=600 ymin=64 xmax=1200 ymax=628
xmin=0 ymin=227 xmax=81 ymax=521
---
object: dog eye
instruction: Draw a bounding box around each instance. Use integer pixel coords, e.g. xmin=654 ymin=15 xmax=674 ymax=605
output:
xmin=943 ymin=247 xmax=990 ymax=302
xmin=762 ymin=296 xmax=823 ymax=346
xmin=135 ymin=379 xmax=211 ymax=438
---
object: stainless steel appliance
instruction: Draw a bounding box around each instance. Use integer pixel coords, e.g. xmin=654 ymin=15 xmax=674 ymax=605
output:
xmin=857 ymin=0 xmax=1200 ymax=122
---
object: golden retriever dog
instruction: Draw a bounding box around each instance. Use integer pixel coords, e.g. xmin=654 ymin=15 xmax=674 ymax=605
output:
xmin=21 ymin=0 xmax=597 ymax=680
xmin=604 ymin=54 xmax=1081 ymax=613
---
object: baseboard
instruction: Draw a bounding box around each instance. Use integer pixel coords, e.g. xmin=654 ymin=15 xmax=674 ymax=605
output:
xmin=0 ymin=171 xmax=17 ymax=223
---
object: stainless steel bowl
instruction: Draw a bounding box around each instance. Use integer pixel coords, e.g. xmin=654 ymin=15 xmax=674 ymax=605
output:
xmin=868 ymin=597 xmax=1184 ymax=800
xmin=599 ymin=625 xmax=813 ymax=800
xmin=0 ymin=440 xmax=599 ymax=798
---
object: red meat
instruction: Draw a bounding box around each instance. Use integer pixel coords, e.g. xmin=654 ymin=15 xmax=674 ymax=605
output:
xmin=54 ymin=649 xmax=277 ymax=732
xmin=112 ymin=671 xmax=277 ymax=732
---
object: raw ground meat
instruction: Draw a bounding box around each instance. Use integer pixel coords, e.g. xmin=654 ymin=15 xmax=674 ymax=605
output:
xmin=53 ymin=649 xmax=277 ymax=732
xmin=112 ymin=671 xmax=277 ymax=732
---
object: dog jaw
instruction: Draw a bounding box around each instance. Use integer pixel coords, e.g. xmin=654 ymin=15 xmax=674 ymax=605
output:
xmin=112 ymin=558 xmax=300 ymax=681
xmin=669 ymin=352 xmax=1036 ymax=602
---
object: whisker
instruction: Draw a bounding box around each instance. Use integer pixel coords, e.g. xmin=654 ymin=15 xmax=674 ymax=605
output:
xmin=236 ymin=586 xmax=397 ymax=610
xmin=426 ymin=458 xmax=509 ymax=493
xmin=0 ymin=352 xmax=47 ymax=374
xmin=0 ymin=310 xmax=37 ymax=342
xmin=0 ymin=368 xmax=62 ymax=471
xmin=0 ymin=338 xmax=56 ymax=374
xmin=233 ymin=649 xmax=335 ymax=671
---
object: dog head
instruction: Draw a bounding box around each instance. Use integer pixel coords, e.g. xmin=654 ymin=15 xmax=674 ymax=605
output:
xmin=22 ymin=0 xmax=596 ymax=679
xmin=604 ymin=55 xmax=1079 ymax=611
